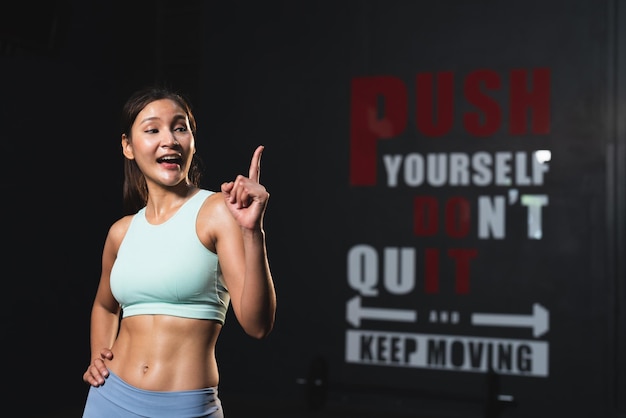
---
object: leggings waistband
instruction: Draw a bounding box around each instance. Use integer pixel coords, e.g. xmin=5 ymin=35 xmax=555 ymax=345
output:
xmin=82 ymin=370 xmax=223 ymax=418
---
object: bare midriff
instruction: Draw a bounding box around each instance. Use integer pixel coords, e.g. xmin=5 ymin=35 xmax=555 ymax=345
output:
xmin=106 ymin=315 xmax=222 ymax=391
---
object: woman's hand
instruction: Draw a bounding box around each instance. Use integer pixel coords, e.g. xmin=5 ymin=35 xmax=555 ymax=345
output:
xmin=82 ymin=348 xmax=113 ymax=387
xmin=221 ymin=145 xmax=269 ymax=230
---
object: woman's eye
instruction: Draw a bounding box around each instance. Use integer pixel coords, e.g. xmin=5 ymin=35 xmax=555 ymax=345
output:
xmin=174 ymin=126 xmax=187 ymax=132
xmin=145 ymin=128 xmax=159 ymax=134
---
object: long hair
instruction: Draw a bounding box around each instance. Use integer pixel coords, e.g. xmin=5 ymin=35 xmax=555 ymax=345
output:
xmin=120 ymin=87 xmax=203 ymax=214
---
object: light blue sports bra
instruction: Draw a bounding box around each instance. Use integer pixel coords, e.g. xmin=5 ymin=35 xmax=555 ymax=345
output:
xmin=110 ymin=189 xmax=230 ymax=324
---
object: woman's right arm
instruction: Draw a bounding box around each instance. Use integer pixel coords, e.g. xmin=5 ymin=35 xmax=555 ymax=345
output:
xmin=82 ymin=218 xmax=129 ymax=387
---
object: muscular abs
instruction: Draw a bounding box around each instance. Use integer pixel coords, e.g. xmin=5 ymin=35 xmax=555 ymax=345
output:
xmin=106 ymin=315 xmax=222 ymax=391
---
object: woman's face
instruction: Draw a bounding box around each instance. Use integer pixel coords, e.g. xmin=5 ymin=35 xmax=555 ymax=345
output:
xmin=122 ymin=98 xmax=195 ymax=188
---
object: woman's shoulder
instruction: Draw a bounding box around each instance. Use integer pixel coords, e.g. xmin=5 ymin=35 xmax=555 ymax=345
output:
xmin=107 ymin=214 xmax=135 ymax=243
xmin=196 ymin=188 xmax=219 ymax=198
xmin=111 ymin=213 xmax=135 ymax=229
xmin=197 ymin=189 xmax=232 ymax=222
xmin=197 ymin=188 xmax=223 ymax=205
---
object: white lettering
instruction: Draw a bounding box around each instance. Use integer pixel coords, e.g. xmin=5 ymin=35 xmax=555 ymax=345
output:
xmin=346 ymin=330 xmax=549 ymax=377
xmin=380 ymin=151 xmax=550 ymax=187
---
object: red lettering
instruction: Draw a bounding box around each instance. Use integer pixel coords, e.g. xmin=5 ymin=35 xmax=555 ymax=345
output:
xmin=445 ymin=196 xmax=470 ymax=238
xmin=349 ymin=68 xmax=551 ymax=185
xmin=416 ymin=72 xmax=454 ymax=136
xmin=464 ymin=69 xmax=502 ymax=136
xmin=414 ymin=196 xmax=438 ymax=236
xmin=509 ymin=68 xmax=551 ymax=134
xmin=414 ymin=196 xmax=471 ymax=238
xmin=448 ymin=248 xmax=478 ymax=294
xmin=424 ymin=247 xmax=477 ymax=294
xmin=424 ymin=248 xmax=439 ymax=293
xmin=350 ymin=76 xmax=408 ymax=185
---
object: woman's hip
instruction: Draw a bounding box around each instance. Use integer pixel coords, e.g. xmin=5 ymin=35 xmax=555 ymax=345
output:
xmin=82 ymin=370 xmax=223 ymax=418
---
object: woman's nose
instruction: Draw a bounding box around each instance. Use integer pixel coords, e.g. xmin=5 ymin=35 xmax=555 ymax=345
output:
xmin=163 ymin=132 xmax=179 ymax=146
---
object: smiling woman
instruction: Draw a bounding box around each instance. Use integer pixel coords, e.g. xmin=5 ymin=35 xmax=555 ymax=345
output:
xmin=118 ymin=89 xmax=203 ymax=215
xmin=81 ymin=87 xmax=277 ymax=418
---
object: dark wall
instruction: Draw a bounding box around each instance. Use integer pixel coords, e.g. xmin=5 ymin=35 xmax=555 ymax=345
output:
xmin=0 ymin=0 xmax=206 ymax=412
xmin=1 ymin=1 xmax=624 ymax=417
xmin=196 ymin=2 xmax=626 ymax=417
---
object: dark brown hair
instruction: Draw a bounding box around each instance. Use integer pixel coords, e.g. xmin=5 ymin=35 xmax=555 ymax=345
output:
xmin=120 ymin=87 xmax=203 ymax=214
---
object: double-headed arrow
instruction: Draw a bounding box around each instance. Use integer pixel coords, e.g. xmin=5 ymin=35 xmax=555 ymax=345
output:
xmin=346 ymin=295 xmax=417 ymax=327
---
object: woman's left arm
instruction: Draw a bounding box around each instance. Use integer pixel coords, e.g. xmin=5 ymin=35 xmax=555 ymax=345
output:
xmin=218 ymin=145 xmax=277 ymax=338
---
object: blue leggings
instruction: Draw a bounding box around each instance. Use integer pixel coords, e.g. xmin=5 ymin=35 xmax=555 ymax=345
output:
xmin=82 ymin=370 xmax=223 ymax=418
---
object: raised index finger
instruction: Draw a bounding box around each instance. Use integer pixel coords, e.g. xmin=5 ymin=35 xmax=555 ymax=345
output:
xmin=248 ymin=145 xmax=264 ymax=182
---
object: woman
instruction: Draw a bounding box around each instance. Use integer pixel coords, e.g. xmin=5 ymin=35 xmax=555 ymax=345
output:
xmin=81 ymin=87 xmax=276 ymax=417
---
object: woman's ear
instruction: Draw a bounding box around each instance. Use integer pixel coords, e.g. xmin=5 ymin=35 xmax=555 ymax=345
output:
xmin=121 ymin=134 xmax=135 ymax=160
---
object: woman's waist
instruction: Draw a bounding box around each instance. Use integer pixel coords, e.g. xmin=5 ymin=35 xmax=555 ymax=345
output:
xmin=107 ymin=315 xmax=220 ymax=390
xmin=106 ymin=350 xmax=219 ymax=391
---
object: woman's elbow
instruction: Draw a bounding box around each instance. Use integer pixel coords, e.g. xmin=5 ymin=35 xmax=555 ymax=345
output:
xmin=245 ymin=319 xmax=275 ymax=339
